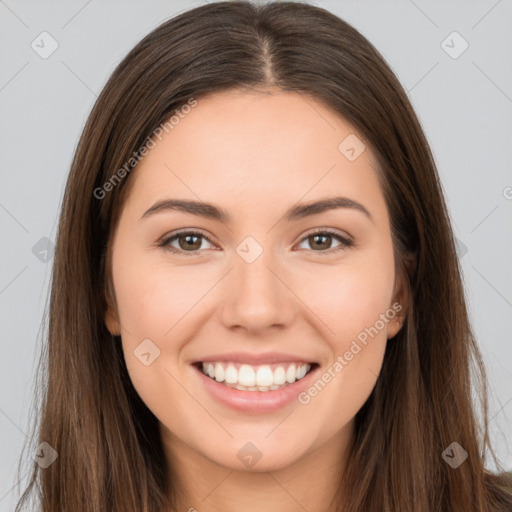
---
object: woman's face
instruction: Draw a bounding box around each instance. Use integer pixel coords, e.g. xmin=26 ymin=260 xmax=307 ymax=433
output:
xmin=105 ymin=89 xmax=404 ymax=473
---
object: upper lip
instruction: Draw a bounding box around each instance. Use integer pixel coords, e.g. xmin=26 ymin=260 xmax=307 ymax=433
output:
xmin=193 ymin=352 xmax=317 ymax=365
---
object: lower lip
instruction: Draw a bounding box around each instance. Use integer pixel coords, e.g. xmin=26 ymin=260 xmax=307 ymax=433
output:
xmin=193 ymin=364 xmax=319 ymax=414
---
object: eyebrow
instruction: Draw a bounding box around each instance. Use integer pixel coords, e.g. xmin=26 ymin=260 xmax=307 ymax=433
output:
xmin=140 ymin=196 xmax=373 ymax=224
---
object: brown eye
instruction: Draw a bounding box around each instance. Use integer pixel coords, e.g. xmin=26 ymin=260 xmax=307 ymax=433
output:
xmin=177 ymin=233 xmax=202 ymax=251
xmin=308 ymin=233 xmax=333 ymax=250
xmin=297 ymin=229 xmax=353 ymax=254
xmin=160 ymin=231 xmax=215 ymax=255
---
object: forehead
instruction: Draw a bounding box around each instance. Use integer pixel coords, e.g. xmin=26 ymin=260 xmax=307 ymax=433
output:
xmin=121 ymin=89 xmax=385 ymax=221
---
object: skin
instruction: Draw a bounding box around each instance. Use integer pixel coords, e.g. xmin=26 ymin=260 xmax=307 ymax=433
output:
xmin=105 ymin=89 xmax=407 ymax=512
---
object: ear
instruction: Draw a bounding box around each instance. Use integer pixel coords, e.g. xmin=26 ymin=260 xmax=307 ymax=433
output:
xmin=387 ymin=252 xmax=415 ymax=339
xmin=105 ymin=304 xmax=121 ymax=336
xmin=104 ymin=278 xmax=121 ymax=336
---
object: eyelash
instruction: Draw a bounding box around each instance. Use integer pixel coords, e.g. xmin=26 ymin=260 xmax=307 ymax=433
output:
xmin=158 ymin=228 xmax=354 ymax=257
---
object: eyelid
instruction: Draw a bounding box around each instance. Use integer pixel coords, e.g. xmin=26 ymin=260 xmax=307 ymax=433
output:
xmin=159 ymin=227 xmax=354 ymax=256
xmin=299 ymin=226 xmax=352 ymax=242
xmin=158 ymin=229 xmax=218 ymax=253
xmin=295 ymin=227 xmax=354 ymax=254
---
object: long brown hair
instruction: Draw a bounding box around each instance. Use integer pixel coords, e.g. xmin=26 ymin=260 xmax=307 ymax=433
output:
xmin=15 ymin=1 xmax=512 ymax=510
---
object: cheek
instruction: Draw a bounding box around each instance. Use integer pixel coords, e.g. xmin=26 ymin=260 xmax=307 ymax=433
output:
xmin=111 ymin=254 xmax=202 ymax=423
xmin=112 ymin=248 xmax=206 ymax=342
xmin=295 ymin=252 xmax=396 ymax=348
xmin=291 ymin=250 xmax=395 ymax=417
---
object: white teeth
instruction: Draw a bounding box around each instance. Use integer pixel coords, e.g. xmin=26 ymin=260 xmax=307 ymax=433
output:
xmin=238 ymin=364 xmax=256 ymax=386
xmin=296 ymin=364 xmax=307 ymax=379
xmin=286 ymin=364 xmax=296 ymax=383
xmin=273 ymin=366 xmax=287 ymax=385
xmin=256 ymin=365 xmax=274 ymax=387
xmin=200 ymin=361 xmax=312 ymax=390
xmin=225 ymin=364 xmax=238 ymax=384
xmin=214 ymin=362 xmax=225 ymax=382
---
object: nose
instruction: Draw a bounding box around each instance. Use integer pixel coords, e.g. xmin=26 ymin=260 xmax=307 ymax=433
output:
xmin=218 ymin=246 xmax=296 ymax=335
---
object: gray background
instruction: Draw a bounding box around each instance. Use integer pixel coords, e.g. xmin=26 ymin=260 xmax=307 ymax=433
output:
xmin=1 ymin=0 xmax=511 ymax=508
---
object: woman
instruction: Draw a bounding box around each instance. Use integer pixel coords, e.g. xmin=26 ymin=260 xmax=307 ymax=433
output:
xmin=15 ymin=1 xmax=512 ymax=511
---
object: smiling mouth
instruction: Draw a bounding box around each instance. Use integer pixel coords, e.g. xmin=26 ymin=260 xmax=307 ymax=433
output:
xmin=193 ymin=361 xmax=318 ymax=392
